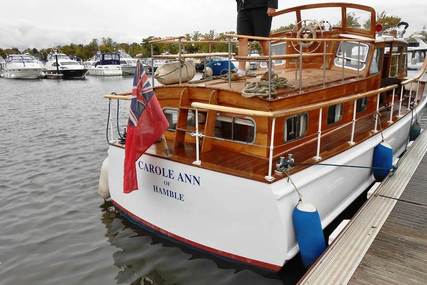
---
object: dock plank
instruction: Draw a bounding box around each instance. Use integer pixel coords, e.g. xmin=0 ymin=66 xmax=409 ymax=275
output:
xmin=350 ymin=201 xmax=427 ymax=285
xmin=298 ymin=108 xmax=427 ymax=285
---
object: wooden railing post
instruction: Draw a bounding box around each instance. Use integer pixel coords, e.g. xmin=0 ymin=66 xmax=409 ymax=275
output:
xmin=268 ymin=40 xmax=273 ymax=100
xmin=299 ymin=42 xmax=303 ymax=93
xmin=323 ymin=41 xmax=327 ymax=88
xmin=228 ymin=37 xmax=232 ymax=88
xmin=178 ymin=38 xmax=183 ymax=85
xmin=151 ymin=44 xmax=155 ymax=88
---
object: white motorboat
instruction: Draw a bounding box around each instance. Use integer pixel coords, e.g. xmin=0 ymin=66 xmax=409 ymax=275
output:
xmin=2 ymin=54 xmax=43 ymax=79
xmin=119 ymin=50 xmax=138 ymax=76
xmin=408 ymin=35 xmax=427 ymax=70
xmin=44 ymin=51 xmax=88 ymax=79
xmin=0 ymin=56 xmax=5 ymax=71
xmin=87 ymin=52 xmax=122 ymax=76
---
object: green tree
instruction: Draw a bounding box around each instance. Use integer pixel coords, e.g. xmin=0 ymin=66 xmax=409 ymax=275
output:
xmin=346 ymin=12 xmax=361 ymax=28
xmin=377 ymin=11 xmax=401 ymax=31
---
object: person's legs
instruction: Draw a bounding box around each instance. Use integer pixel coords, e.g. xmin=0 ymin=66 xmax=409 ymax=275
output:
xmin=252 ymin=8 xmax=273 ymax=73
xmin=237 ymin=9 xmax=253 ymax=75
xmin=238 ymin=38 xmax=248 ymax=72
xmin=260 ymin=40 xmax=269 ymax=56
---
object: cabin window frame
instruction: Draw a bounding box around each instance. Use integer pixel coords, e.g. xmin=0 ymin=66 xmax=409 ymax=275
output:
xmin=369 ymin=47 xmax=383 ymax=75
xmin=214 ymin=114 xmax=256 ymax=144
xmin=387 ymin=45 xmax=408 ymax=78
xmin=163 ymin=107 xmax=179 ymax=131
xmin=284 ymin=113 xmax=309 ymax=142
xmin=334 ymin=41 xmax=370 ymax=71
xmin=327 ymin=103 xmax=344 ymax=125
xmin=356 ymin=97 xmax=368 ymax=113
xmin=162 ymin=108 xmax=202 ymax=132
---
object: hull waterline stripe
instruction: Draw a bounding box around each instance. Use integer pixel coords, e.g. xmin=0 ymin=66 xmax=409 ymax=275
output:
xmin=111 ymin=200 xmax=282 ymax=272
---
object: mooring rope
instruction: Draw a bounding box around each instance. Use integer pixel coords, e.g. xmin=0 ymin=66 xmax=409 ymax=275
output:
xmin=284 ymin=169 xmax=304 ymax=203
xmin=294 ymin=162 xmax=390 ymax=170
xmin=241 ymin=73 xmax=295 ymax=98
xmin=106 ymin=98 xmax=111 ymax=144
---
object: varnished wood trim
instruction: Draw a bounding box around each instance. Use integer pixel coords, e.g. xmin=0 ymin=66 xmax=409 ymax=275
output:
xmin=104 ymin=94 xmax=133 ymax=100
xmin=153 ymin=52 xmax=235 ymax=59
xmin=191 ymin=85 xmax=397 ymax=118
xmin=235 ymin=53 xmax=333 ymax=61
xmin=225 ymin=34 xmax=375 ymax=42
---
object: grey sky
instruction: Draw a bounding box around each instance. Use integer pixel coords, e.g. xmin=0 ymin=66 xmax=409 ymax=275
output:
xmin=0 ymin=0 xmax=426 ymax=49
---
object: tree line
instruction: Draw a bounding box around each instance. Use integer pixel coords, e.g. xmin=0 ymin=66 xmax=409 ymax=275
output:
xmin=0 ymin=31 xmax=236 ymax=61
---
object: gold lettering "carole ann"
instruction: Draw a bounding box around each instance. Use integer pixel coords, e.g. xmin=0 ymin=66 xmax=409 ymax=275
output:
xmin=138 ymin=161 xmax=201 ymax=186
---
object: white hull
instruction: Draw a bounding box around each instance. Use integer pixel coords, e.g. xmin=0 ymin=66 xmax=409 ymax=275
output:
xmin=121 ymin=65 xmax=136 ymax=76
xmin=3 ymin=68 xmax=42 ymax=79
xmin=88 ymin=65 xmax=122 ymax=76
xmin=107 ymin=96 xmax=427 ymax=271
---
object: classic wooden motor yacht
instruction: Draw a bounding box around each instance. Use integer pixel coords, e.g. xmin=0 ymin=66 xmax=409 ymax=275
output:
xmin=100 ymin=3 xmax=427 ymax=271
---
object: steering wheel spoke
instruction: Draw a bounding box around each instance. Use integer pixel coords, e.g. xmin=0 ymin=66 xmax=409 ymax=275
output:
xmin=291 ymin=19 xmax=323 ymax=53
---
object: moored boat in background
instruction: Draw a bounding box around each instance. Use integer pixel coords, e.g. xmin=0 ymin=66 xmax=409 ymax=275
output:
xmin=88 ymin=52 xmax=122 ymax=76
xmin=0 ymin=56 xmax=5 ymax=72
xmin=44 ymin=50 xmax=88 ymax=79
xmin=408 ymin=34 xmax=427 ymax=70
xmin=2 ymin=54 xmax=43 ymax=79
xmin=119 ymin=50 xmax=138 ymax=76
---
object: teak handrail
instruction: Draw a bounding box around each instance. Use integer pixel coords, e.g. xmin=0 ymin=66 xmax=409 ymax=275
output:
xmin=191 ymin=85 xmax=398 ymax=118
xmin=149 ymin=36 xmax=185 ymax=44
xmin=104 ymin=93 xmax=133 ymax=100
xmin=235 ymin=53 xmax=333 ymax=61
xmin=153 ymin=52 xmax=235 ymax=59
xmin=224 ymin=34 xmax=375 ymax=43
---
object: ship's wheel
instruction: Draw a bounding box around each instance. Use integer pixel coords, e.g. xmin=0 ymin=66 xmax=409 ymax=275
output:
xmin=291 ymin=20 xmax=323 ymax=53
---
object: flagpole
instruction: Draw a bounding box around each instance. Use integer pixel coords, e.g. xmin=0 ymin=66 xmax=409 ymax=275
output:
xmin=161 ymin=134 xmax=170 ymax=156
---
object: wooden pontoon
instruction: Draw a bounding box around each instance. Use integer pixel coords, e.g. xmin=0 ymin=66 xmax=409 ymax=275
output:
xmin=103 ymin=3 xmax=427 ymax=272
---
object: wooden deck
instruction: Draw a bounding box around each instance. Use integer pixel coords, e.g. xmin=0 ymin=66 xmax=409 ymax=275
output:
xmin=191 ymin=68 xmax=358 ymax=97
xmin=298 ymin=110 xmax=427 ymax=284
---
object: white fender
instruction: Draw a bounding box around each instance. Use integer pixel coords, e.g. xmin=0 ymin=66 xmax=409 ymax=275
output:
xmin=154 ymin=60 xmax=196 ymax=85
xmin=98 ymin=157 xmax=110 ymax=199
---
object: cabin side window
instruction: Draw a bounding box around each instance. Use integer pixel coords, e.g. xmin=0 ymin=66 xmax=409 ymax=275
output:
xmin=284 ymin=113 xmax=308 ymax=142
xmin=163 ymin=108 xmax=197 ymax=131
xmin=163 ymin=108 xmax=178 ymax=131
xmin=370 ymin=48 xmax=383 ymax=75
xmin=214 ymin=114 xmax=255 ymax=144
xmin=356 ymin=98 xmax=368 ymax=113
xmin=334 ymin=42 xmax=369 ymax=70
xmin=327 ymin=104 xmax=343 ymax=124
xmin=388 ymin=46 xmax=402 ymax=78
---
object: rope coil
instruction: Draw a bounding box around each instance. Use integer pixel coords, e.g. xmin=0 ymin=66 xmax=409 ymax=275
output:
xmin=242 ymin=73 xmax=295 ymax=98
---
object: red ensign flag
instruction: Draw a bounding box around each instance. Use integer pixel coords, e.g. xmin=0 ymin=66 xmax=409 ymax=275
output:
xmin=123 ymin=61 xmax=169 ymax=193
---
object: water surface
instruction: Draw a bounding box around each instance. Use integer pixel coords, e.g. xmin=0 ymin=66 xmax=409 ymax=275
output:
xmin=0 ymin=77 xmax=299 ymax=285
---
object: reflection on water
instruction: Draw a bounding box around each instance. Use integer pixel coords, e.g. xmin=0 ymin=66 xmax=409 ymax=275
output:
xmin=101 ymin=202 xmax=286 ymax=285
